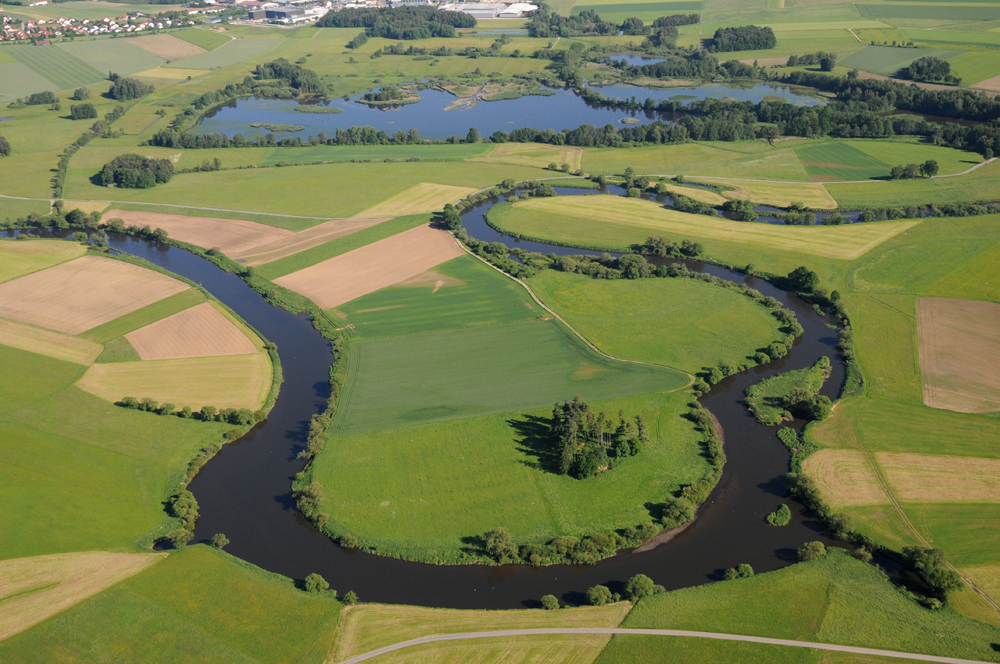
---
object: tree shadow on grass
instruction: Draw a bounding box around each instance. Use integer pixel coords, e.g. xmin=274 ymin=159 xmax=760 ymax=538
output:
xmin=509 ymin=414 xmax=561 ymax=474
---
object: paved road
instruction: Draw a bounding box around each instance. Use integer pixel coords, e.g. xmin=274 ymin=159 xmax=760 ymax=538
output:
xmin=335 ymin=628 xmax=998 ymax=664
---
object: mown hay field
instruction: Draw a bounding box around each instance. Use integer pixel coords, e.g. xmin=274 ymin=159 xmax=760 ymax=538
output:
xmin=80 ymin=288 xmax=207 ymax=345
xmin=496 ymin=196 xmax=916 ymax=260
xmin=470 ymin=142 xmax=584 ymax=171
xmin=582 ymin=142 xmax=811 ymax=182
xmin=0 ymin=240 xmax=86 ymax=284
xmin=802 ymin=449 xmax=886 ymax=509
xmin=692 ymin=178 xmax=838 ymax=208
xmin=528 ymin=270 xmax=783 ymax=374
xmin=330 ymin=603 xmax=630 ymax=663
xmin=0 ymin=319 xmax=101 ymax=365
xmin=127 ymin=34 xmax=206 ymax=62
xmin=55 ymin=39 xmax=166 ymax=78
xmin=76 ymin=352 xmax=272 ymax=410
xmin=274 ymin=225 xmax=465 ymax=309
xmin=125 ymin=302 xmax=259 ymax=361
xmin=162 ymin=35 xmax=282 ymax=70
xmin=0 ymin=546 xmax=343 ymax=664
xmin=828 ymin=159 xmax=1000 ymax=208
xmin=331 ymin=319 xmax=688 ymax=435
xmin=916 ymin=297 xmax=1000 ymax=413
xmin=878 ymin=452 xmax=1000 ymax=503
xmin=353 ymin=182 xmax=477 ymax=218
xmin=657 ymin=182 xmax=728 ymax=205
xmin=0 ymin=256 xmax=190 ymax=335
xmin=316 ymin=390 xmax=707 ymax=560
xmin=0 ymin=551 xmax=163 ymax=642
xmin=104 ymin=209 xmax=294 ymax=258
xmin=238 ymin=216 xmax=389 ymax=267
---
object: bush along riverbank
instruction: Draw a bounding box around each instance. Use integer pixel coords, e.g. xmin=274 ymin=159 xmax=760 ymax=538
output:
xmin=745 ymin=356 xmax=832 ymax=425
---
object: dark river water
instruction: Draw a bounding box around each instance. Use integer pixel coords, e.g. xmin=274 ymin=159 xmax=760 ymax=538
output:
xmin=194 ymin=83 xmax=822 ymax=141
xmin=6 ymin=190 xmax=856 ymax=608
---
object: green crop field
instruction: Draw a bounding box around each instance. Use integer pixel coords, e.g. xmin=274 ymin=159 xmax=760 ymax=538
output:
xmin=0 ymin=345 xmax=228 ymax=559
xmin=0 ymin=62 xmax=58 ymax=103
xmin=597 ymin=549 xmax=1000 ymax=663
xmin=859 ymin=3 xmax=1000 ymax=23
xmin=260 ymin=142 xmax=492 ymax=167
xmin=173 ymin=28 xmax=233 ymax=52
xmin=837 ymin=45 xmax=964 ymax=76
xmin=582 ymin=142 xmax=812 ymax=182
xmin=10 ymin=45 xmax=104 ymax=93
xmin=792 ymin=141 xmax=890 ymax=182
xmin=56 ymin=40 xmax=166 ymax=78
xmin=332 ymin=319 xmax=687 ymax=435
xmin=947 ymin=50 xmax=1000 ymax=86
xmin=828 ymin=160 xmax=1000 ymax=208
xmin=527 ymin=270 xmax=783 ymax=374
xmin=0 ymin=546 xmax=343 ymax=663
xmin=843 ymin=139 xmax=979 ymax=175
xmin=164 ymin=36 xmax=283 ymax=70
xmin=314 ymin=390 xmax=708 ymax=560
xmin=903 ymin=503 xmax=1000 ymax=567
xmin=335 ymin=255 xmax=540 ymax=339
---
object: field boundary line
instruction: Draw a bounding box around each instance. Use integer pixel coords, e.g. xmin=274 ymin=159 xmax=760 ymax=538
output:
xmin=333 ymin=627 xmax=997 ymax=664
xmin=452 ymin=235 xmax=694 ymax=384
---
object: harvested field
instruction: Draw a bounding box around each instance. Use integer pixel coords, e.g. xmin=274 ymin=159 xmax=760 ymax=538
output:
xmin=916 ymin=297 xmax=1000 ymax=413
xmin=877 ymin=452 xmax=1000 ymax=503
xmin=274 ymin=225 xmax=465 ymax=309
xmin=0 ymin=551 xmax=163 ymax=642
xmin=469 ymin=143 xmax=584 ymax=171
xmin=124 ymin=302 xmax=258 ymax=360
xmin=61 ymin=200 xmax=109 ymax=215
xmin=0 ymin=256 xmax=189 ymax=335
xmin=353 ymin=183 xmax=477 ymax=218
xmin=973 ymin=74 xmax=1000 ymax=92
xmin=76 ymin=352 xmax=272 ymax=410
xmin=692 ymin=178 xmax=838 ymax=208
xmin=802 ymin=449 xmax=887 ymax=509
xmin=103 ymin=209 xmax=293 ymax=258
xmin=0 ymin=318 xmax=102 ymax=365
xmin=658 ymin=182 xmax=728 ymax=205
xmin=0 ymin=240 xmax=86 ymax=284
xmin=395 ymin=268 xmax=465 ymax=290
xmin=126 ymin=34 xmax=205 ymax=61
xmin=237 ymin=216 xmax=389 ymax=267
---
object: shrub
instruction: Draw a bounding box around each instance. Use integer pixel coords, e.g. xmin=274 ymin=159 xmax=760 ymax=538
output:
xmin=70 ymin=103 xmax=97 ymax=120
xmin=659 ymin=496 xmax=695 ymax=528
xmin=26 ymin=91 xmax=57 ymax=106
xmin=586 ymin=584 xmax=612 ymax=606
xmin=541 ymin=594 xmax=559 ymax=610
xmin=119 ymin=396 xmax=140 ymax=409
xmin=108 ymin=75 xmax=154 ymax=101
xmin=343 ymin=590 xmax=359 ymax=604
xmin=72 ymin=87 xmax=90 ymax=101
xmin=724 ymin=563 xmax=754 ymax=579
xmin=158 ymin=402 xmax=176 ymax=416
xmin=169 ymin=490 xmax=199 ymax=529
xmin=483 ymin=527 xmax=517 ymax=561
xmin=210 ymin=533 xmax=229 ymax=549
xmin=200 ymin=405 xmax=218 ymax=421
xmin=101 ymin=154 xmax=173 ymax=189
xmin=766 ymin=504 xmax=792 ymax=526
xmin=798 ymin=541 xmax=826 ymax=561
xmin=902 ymin=547 xmax=964 ymax=597
xmin=625 ymin=573 xmax=655 ymax=600
xmin=304 ymin=573 xmax=329 ymax=592
xmin=0 ymin=135 xmax=9 ymax=157
xmin=166 ymin=528 xmax=193 ymax=549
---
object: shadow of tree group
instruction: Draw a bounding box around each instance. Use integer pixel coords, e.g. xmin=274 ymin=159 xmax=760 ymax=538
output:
xmin=509 ymin=414 xmax=561 ymax=474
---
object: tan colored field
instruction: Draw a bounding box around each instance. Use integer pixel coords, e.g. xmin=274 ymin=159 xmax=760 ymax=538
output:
xmin=125 ymin=302 xmax=258 ymax=360
xmin=127 ymin=33 xmax=205 ymax=61
xmin=237 ymin=216 xmax=389 ymax=266
xmin=961 ymin=562 xmax=1000 ymax=608
xmin=876 ymin=452 xmax=1000 ymax=503
xmin=62 ymin=200 xmax=109 ymax=215
xmin=470 ymin=143 xmax=584 ymax=172
xmin=76 ymin=352 xmax=272 ymax=409
xmin=328 ymin=603 xmax=630 ymax=663
xmin=353 ymin=183 xmax=477 ymax=218
xmin=973 ymin=74 xmax=1000 ymax=92
xmin=513 ymin=196 xmax=918 ymax=260
xmin=0 ymin=256 xmax=190 ymax=335
xmin=0 ymin=551 xmax=163 ymax=642
xmin=104 ymin=209 xmax=293 ymax=258
xmin=0 ymin=240 xmax=86 ymax=284
xmin=802 ymin=449 xmax=887 ymax=509
xmin=274 ymin=225 xmax=465 ymax=309
xmin=0 ymin=318 xmax=102 ymax=365
xmin=692 ymin=178 xmax=838 ymax=208
xmin=658 ymin=182 xmax=728 ymax=206
xmin=132 ymin=67 xmax=206 ymax=81
xmin=916 ymin=297 xmax=1000 ymax=413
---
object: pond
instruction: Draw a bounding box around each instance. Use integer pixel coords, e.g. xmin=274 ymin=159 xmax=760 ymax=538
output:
xmin=194 ymin=82 xmax=824 ymax=141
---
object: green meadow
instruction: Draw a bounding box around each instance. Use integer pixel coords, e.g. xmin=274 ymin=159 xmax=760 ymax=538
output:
xmin=527 ymin=270 xmax=784 ymax=374
xmin=597 ymin=549 xmax=1000 ymax=663
xmin=335 ymin=255 xmax=540 ymax=339
xmin=174 ymin=29 xmax=234 ymax=52
xmin=332 ymin=318 xmax=688 ymax=435
xmin=837 ymin=45 xmax=964 ymax=76
xmin=828 ymin=160 xmax=1000 ymax=208
xmin=163 ymin=36 xmax=284 ymax=70
xmin=0 ymin=546 xmax=343 ymax=664
xmin=56 ymin=39 xmax=166 ymax=78
xmin=315 ymin=390 xmax=708 ymax=560
xmin=9 ymin=45 xmax=104 ymax=94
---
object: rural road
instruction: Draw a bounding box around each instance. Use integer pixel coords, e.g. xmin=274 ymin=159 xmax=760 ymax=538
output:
xmin=334 ymin=628 xmax=999 ymax=664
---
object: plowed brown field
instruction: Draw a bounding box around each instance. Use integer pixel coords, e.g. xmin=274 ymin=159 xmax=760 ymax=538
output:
xmin=125 ymin=302 xmax=258 ymax=360
xmin=237 ymin=216 xmax=389 ymax=266
xmin=126 ymin=34 xmax=205 ymax=61
xmin=104 ymin=209 xmax=293 ymax=258
xmin=916 ymin=297 xmax=1000 ymax=413
xmin=0 ymin=256 xmax=189 ymax=335
xmin=273 ymin=225 xmax=465 ymax=309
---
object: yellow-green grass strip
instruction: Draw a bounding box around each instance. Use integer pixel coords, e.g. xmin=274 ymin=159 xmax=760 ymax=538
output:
xmin=79 ymin=288 xmax=207 ymax=344
xmin=0 ymin=239 xmax=87 ymax=284
xmin=0 ymin=318 xmax=102 ymax=365
xmin=352 ymin=182 xmax=477 ymax=218
xmin=690 ymin=177 xmax=838 ymax=208
xmin=501 ymin=196 xmax=917 ymax=260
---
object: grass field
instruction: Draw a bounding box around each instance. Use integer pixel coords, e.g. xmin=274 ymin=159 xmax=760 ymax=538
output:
xmin=315 ymin=390 xmax=708 ymax=559
xmin=844 ymin=140 xmax=979 ymax=176
xmin=173 ymin=28 xmax=233 ymax=52
xmin=56 ymin=39 xmax=166 ymax=78
xmin=331 ymin=603 xmax=630 ymax=663
xmin=262 ymin=142 xmax=492 ymax=166
xmin=336 ymin=254 xmax=540 ymax=338
xmin=927 ymin=239 xmax=1000 ymax=303
xmin=840 ymin=293 xmax=922 ymax=403
xmin=76 ymin=351 xmax=272 ymax=410
xmin=0 ymin=345 xmax=230 ymax=559
xmin=0 ymin=546 xmax=343 ymax=663
xmin=582 ymin=142 xmax=812 ymax=182
xmin=80 ymin=288 xmax=207 ymax=344
xmin=0 ymin=318 xmax=102 ymax=365
xmin=858 ymin=3 xmax=1000 ymax=25
xmin=802 ymin=449 xmax=886 ymax=509
xmin=471 ymin=143 xmax=585 ymax=171
xmin=0 ymin=240 xmax=86 ymax=283
xmin=332 ymin=318 xmax=688 ymax=435
xmin=163 ymin=36 xmax=283 ymax=70
xmin=793 ymin=141 xmax=891 ymax=182
xmin=0 ymin=62 xmax=58 ymax=103
xmin=837 ymin=45 xmax=964 ymax=76
xmin=527 ymin=270 xmax=783 ymax=374
xmin=9 ymin=45 xmax=104 ymax=94
xmin=598 ymin=549 xmax=1000 ymax=663
xmin=828 ymin=159 xmax=1000 ymax=208
xmin=492 ymin=196 xmax=916 ymax=260
xmin=0 ymin=551 xmax=163 ymax=642
xmin=128 ymin=34 xmax=206 ymax=62
xmin=353 ymin=182 xmax=477 ymax=218
xmin=692 ymin=178 xmax=838 ymax=208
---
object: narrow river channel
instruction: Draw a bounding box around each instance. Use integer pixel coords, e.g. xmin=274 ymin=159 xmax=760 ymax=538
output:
xmin=44 ymin=191 xmax=850 ymax=608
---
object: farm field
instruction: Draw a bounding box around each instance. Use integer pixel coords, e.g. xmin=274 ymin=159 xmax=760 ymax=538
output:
xmin=828 ymin=160 xmax=1000 ymax=207
xmin=0 ymin=239 xmax=85 ymax=283
xmin=837 ymin=45 xmax=964 ymax=76
xmin=237 ymin=216 xmax=389 ymax=267
xmin=162 ymin=35 xmax=283 ymax=70
xmin=315 ymin=390 xmax=708 ymax=560
xmin=527 ymin=270 xmax=784 ymax=374
xmin=689 ymin=177 xmax=838 ymax=208
xmin=0 ymin=62 xmax=57 ymax=102
xmin=0 ymin=318 xmax=102 ymax=365
xmin=172 ymin=29 xmax=233 ymax=52
xmin=124 ymin=302 xmax=259 ymax=360
xmin=792 ymin=141 xmax=891 ymax=182
xmin=471 ymin=143 xmax=585 ymax=171
xmin=8 ymin=45 xmax=104 ymax=94
xmin=56 ymin=39 xmax=166 ymax=79
xmin=126 ymin=34 xmax=206 ymax=62
xmin=331 ymin=319 xmax=688 ymax=434
xmin=352 ymin=182 xmax=477 ymax=218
